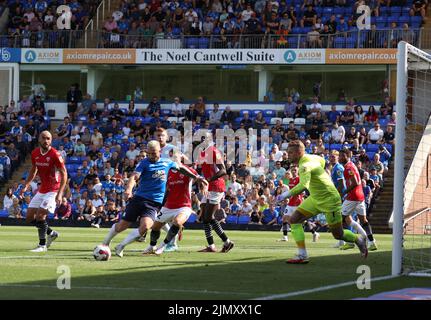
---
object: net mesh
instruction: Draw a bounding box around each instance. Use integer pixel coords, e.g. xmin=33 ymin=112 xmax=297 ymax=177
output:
xmin=401 ymin=47 xmax=431 ymax=276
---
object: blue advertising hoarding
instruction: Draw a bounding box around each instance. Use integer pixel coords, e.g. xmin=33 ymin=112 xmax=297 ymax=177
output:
xmin=0 ymin=48 xmax=21 ymax=63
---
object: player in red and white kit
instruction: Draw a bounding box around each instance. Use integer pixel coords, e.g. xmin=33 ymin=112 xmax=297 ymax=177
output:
xmin=21 ymin=131 xmax=68 ymax=252
xmin=197 ymin=133 xmax=234 ymax=253
xmin=277 ymin=166 xmax=311 ymax=241
xmin=145 ymin=154 xmax=208 ymax=255
xmin=338 ymin=149 xmax=377 ymax=251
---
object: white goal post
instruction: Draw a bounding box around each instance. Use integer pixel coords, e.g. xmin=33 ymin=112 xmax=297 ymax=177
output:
xmin=392 ymin=41 xmax=431 ymax=277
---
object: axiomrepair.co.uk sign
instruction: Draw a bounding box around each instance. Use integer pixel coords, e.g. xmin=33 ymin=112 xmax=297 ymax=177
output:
xmin=4 ymin=48 xmax=398 ymax=65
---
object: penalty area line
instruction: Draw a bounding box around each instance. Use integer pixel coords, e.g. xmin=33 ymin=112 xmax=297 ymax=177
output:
xmin=251 ymin=275 xmax=398 ymax=300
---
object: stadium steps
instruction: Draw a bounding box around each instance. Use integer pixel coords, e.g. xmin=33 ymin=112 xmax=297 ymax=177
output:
xmin=79 ymin=0 xmax=124 ymax=48
xmin=0 ymin=156 xmax=33 ymax=208
xmin=368 ymin=162 xmax=394 ymax=234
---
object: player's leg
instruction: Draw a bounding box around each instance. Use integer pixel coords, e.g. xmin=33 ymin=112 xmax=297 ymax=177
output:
xmin=325 ymin=211 xmax=368 ymax=259
xmin=163 ymin=222 xmax=180 ymax=252
xmin=148 ymin=220 xmax=164 ymax=251
xmin=357 ymin=202 xmax=377 ymax=250
xmin=198 ymin=201 xmax=217 ymax=252
xmin=286 ymin=207 xmax=311 ymax=263
xmin=142 ymin=216 xmax=158 ymax=254
xmin=103 ymin=197 xmax=138 ymax=247
xmin=30 ymin=193 xmax=59 ymax=252
xmin=340 ymin=200 xmax=367 ymax=250
xmin=278 ymin=214 xmax=290 ymax=242
xmin=208 ymin=192 xmax=233 ymax=252
xmin=307 ymin=220 xmax=320 ymax=242
xmin=155 ymin=207 xmax=191 ymax=255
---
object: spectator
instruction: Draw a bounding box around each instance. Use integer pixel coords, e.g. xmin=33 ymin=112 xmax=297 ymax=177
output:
xmin=354 ymin=105 xmax=365 ymax=125
xmin=209 ymin=103 xmax=223 ymax=126
xmin=220 ymin=106 xmax=236 ymax=124
xmin=365 ymin=106 xmax=378 ymax=124
xmin=331 ymin=122 xmax=345 ymax=143
xmin=340 ymin=105 xmax=354 ymax=125
xmin=66 ymin=83 xmax=83 ymax=120
xmin=284 ymin=95 xmax=297 ymax=118
xmin=171 ymin=97 xmax=183 ymax=116
xmin=147 ymin=96 xmax=161 ymax=116
xmin=8 ymin=198 xmax=22 ymax=218
xmin=54 ymin=197 xmax=72 ymax=220
xmin=261 ymin=203 xmax=279 ymax=225
xmin=367 ymin=122 xmax=384 ymax=144
xmin=383 ymin=125 xmax=395 ymax=145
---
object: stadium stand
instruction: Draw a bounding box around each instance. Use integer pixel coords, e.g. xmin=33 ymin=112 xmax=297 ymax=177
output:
xmin=0 ymin=88 xmax=394 ymax=229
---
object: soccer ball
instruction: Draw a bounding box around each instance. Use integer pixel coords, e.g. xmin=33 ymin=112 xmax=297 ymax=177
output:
xmin=93 ymin=245 xmax=111 ymax=261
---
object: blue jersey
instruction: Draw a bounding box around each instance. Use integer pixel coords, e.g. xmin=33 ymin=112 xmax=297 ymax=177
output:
xmin=331 ymin=163 xmax=346 ymax=194
xmin=134 ymin=157 xmax=179 ymax=204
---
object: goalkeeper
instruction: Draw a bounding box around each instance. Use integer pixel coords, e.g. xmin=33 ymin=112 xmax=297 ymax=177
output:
xmin=278 ymin=140 xmax=368 ymax=264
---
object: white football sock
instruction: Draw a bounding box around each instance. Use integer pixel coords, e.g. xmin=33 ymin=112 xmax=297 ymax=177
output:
xmin=162 ymin=224 xmax=170 ymax=233
xmin=119 ymin=228 xmax=141 ymax=248
xmin=103 ymin=224 xmax=118 ymax=246
xmin=298 ymin=248 xmax=308 ymax=257
xmin=349 ymin=220 xmax=367 ymax=238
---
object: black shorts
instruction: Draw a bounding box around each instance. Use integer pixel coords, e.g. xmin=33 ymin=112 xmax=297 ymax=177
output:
xmin=122 ymin=196 xmax=161 ymax=223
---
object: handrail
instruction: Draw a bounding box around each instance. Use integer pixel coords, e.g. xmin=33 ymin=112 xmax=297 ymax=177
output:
xmin=404 ymin=207 xmax=431 ymax=226
xmin=0 ymin=28 xmax=424 ymax=49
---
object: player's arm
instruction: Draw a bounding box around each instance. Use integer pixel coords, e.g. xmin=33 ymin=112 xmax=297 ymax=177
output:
xmin=278 ymin=167 xmax=310 ymax=201
xmin=177 ymin=165 xmax=209 ymax=192
xmin=124 ymin=171 xmax=138 ymax=200
xmin=21 ymin=164 xmax=38 ymax=196
xmin=335 ymin=177 xmax=345 ymax=196
xmin=55 ymin=164 xmax=68 ymax=205
xmin=208 ymin=163 xmax=227 ymax=182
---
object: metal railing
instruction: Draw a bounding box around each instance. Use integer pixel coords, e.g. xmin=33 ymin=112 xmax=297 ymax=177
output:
xmin=0 ymin=28 xmax=425 ymax=49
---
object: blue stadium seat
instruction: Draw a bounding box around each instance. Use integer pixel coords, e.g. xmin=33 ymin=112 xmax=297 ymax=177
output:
xmin=198 ymin=37 xmax=210 ymax=48
xmin=398 ymin=16 xmax=410 ymax=25
xmin=186 ymin=37 xmax=198 ymax=49
xmin=333 ymin=7 xmax=345 ymax=16
xmin=67 ymin=156 xmax=80 ymax=164
xmin=367 ymin=152 xmax=375 ymax=160
xmin=376 ymin=17 xmax=387 ymax=28
xmin=288 ymin=36 xmax=299 ymax=48
xmin=238 ymin=215 xmax=250 ymax=224
xmin=0 ymin=210 xmax=9 ymax=217
xmin=252 ymin=110 xmax=263 ymax=117
xmin=226 ymin=215 xmax=238 ymax=224
xmin=263 ymin=110 xmax=275 ymax=117
xmin=240 ymin=110 xmax=252 ymax=116
xmin=366 ymin=144 xmax=379 ymax=153
xmin=18 ymin=116 xmax=27 ymax=126
xmin=383 ymin=144 xmax=393 ymax=153
xmin=291 ymin=27 xmax=301 ymax=34
xmin=161 ymin=109 xmax=171 ymax=116
xmin=346 ymin=37 xmax=356 ymax=48
xmin=334 ymin=37 xmax=346 ymax=48
xmin=330 ymin=144 xmax=343 ymax=151
xmin=78 ymin=115 xmax=87 ymax=122
xmin=379 ymin=118 xmax=389 ymax=127
xmin=323 ymin=7 xmax=333 ymax=15
xmin=391 ymin=6 xmax=402 ymax=16
xmin=387 ymin=16 xmax=399 ymax=26
xmin=380 ymin=7 xmax=390 ymax=16
xmin=401 ymin=6 xmax=411 ymax=16
xmin=186 ymin=214 xmax=197 ymax=223
xmin=410 ymin=16 xmax=422 ymax=28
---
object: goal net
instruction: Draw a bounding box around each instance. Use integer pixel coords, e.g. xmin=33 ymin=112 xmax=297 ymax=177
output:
xmin=392 ymin=41 xmax=431 ymax=277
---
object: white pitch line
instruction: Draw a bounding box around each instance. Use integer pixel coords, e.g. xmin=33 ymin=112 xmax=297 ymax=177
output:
xmin=0 ymin=283 xmax=255 ymax=296
xmin=251 ymin=275 xmax=398 ymax=300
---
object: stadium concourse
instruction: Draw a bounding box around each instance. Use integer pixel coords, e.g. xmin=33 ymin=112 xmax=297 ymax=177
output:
xmin=0 ymin=90 xmax=394 ymax=234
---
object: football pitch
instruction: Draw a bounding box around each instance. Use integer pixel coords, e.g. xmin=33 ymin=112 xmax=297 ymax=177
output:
xmin=0 ymin=226 xmax=429 ymax=300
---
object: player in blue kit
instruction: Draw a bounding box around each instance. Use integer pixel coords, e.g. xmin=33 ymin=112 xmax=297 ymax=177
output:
xmin=101 ymin=140 xmax=207 ymax=257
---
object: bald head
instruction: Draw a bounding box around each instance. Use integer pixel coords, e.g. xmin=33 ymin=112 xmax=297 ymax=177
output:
xmin=39 ymin=130 xmax=52 ymax=151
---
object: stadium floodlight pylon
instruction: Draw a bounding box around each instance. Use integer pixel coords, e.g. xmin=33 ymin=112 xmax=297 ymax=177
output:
xmin=392 ymin=41 xmax=431 ymax=277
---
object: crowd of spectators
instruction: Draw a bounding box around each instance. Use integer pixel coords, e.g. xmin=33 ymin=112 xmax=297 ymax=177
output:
xmin=97 ymin=0 xmax=425 ymax=48
xmin=1 ymin=83 xmax=395 ymax=227
xmin=1 ymin=0 xmax=426 ymax=48
xmin=2 ymin=0 xmax=100 ymax=47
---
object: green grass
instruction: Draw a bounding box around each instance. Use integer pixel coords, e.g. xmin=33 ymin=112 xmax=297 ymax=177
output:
xmin=0 ymin=226 xmax=429 ymax=300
